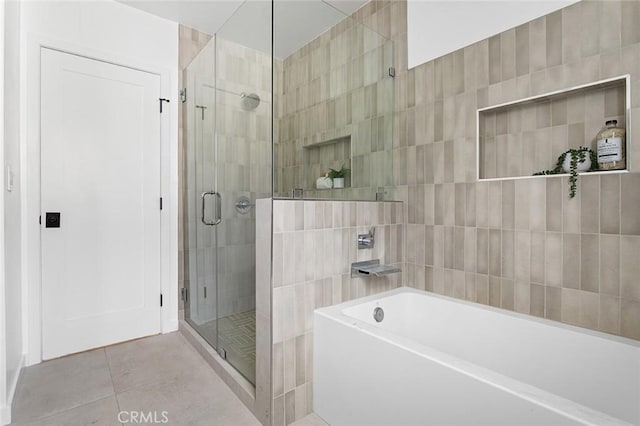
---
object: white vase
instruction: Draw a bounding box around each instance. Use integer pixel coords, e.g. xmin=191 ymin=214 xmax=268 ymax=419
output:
xmin=332 ymin=177 xmax=345 ymax=189
xmin=316 ymin=177 xmax=333 ymax=190
xmin=562 ymin=154 xmax=591 ymax=174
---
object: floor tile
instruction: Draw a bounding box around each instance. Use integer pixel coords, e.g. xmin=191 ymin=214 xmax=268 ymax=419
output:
xmin=105 ymin=332 xmax=205 ymax=393
xmin=12 ymin=332 xmax=260 ymax=426
xmin=116 ymin=368 xmax=259 ymax=426
xmin=13 ymin=396 xmax=121 ymax=426
xmin=291 ymin=413 xmax=329 ymax=426
xmin=12 ymin=349 xmax=114 ymax=423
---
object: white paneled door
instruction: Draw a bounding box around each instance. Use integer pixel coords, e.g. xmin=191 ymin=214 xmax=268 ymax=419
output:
xmin=41 ymin=48 xmax=162 ymax=360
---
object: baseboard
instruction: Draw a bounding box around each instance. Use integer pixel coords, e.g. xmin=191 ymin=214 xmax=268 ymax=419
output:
xmin=7 ymin=355 xmax=25 ymax=405
xmin=1 ymin=404 xmax=11 ymax=426
xmin=1 ymin=354 xmax=25 ymax=425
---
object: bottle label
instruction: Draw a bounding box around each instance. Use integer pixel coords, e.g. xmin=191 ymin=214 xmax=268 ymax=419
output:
xmin=597 ymin=136 xmax=622 ymax=162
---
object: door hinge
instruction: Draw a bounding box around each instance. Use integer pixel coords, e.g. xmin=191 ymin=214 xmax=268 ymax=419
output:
xmin=179 ymin=88 xmax=187 ymax=103
xmin=160 ymin=293 xmax=163 ymax=307
xmin=181 ymin=287 xmax=188 ymax=302
xmin=39 ymin=215 xmax=41 ymax=225
xmin=203 ymin=286 xmax=207 ymax=299
xmin=388 ymin=67 xmax=396 ymax=78
xmin=219 ymin=348 xmax=227 ymax=360
xmin=160 ymin=197 xmax=163 ymax=210
xmin=159 ymin=98 xmax=170 ymax=113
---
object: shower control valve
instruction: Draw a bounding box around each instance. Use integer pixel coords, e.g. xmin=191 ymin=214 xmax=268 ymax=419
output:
xmin=358 ymin=227 xmax=375 ymax=249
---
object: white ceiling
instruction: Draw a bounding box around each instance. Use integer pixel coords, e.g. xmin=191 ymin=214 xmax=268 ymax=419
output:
xmin=118 ymin=0 xmax=369 ymax=58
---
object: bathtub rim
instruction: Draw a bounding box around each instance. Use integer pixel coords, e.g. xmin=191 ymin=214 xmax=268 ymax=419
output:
xmin=318 ymin=286 xmax=640 ymax=349
xmin=314 ymin=287 xmax=639 ymax=426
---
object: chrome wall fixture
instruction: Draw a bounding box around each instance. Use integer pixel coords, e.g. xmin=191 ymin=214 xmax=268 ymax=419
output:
xmin=234 ymin=196 xmax=254 ymax=214
xmin=240 ymin=92 xmax=260 ymax=110
xmin=358 ymin=227 xmax=375 ymax=249
xmin=351 ymin=260 xmax=401 ymax=278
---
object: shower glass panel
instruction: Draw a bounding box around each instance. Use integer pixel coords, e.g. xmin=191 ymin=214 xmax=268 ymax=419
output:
xmin=274 ymin=3 xmax=394 ymax=200
xmin=184 ymin=0 xmax=393 ymax=387
xmin=185 ymin=40 xmax=218 ymax=352
xmin=184 ymin=0 xmax=272 ymax=386
xmin=214 ymin=0 xmax=272 ymax=385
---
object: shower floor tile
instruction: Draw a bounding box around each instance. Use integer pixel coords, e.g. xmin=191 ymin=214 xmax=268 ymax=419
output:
xmin=196 ymin=309 xmax=257 ymax=385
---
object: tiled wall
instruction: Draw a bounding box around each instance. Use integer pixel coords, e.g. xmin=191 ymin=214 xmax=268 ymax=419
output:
xmin=275 ymin=15 xmax=395 ymax=200
xmin=269 ymin=199 xmax=404 ymax=424
xmin=215 ymin=37 xmax=273 ymax=316
xmin=365 ymin=0 xmax=640 ymax=340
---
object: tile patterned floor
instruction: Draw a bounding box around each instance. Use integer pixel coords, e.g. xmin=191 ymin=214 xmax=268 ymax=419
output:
xmin=218 ymin=310 xmax=256 ymax=366
xmin=10 ymin=332 xmax=260 ymax=426
xmin=197 ymin=310 xmax=257 ymax=384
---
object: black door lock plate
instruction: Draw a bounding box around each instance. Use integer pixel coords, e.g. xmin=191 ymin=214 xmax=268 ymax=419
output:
xmin=46 ymin=212 xmax=60 ymax=228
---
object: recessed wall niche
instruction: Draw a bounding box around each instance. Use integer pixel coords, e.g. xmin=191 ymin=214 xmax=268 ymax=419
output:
xmin=478 ymin=75 xmax=629 ymax=180
xmin=303 ymin=136 xmax=351 ymax=190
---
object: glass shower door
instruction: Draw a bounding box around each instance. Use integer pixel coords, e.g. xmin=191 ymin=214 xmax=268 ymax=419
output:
xmin=185 ymin=40 xmax=218 ymax=351
xmin=185 ymin=14 xmax=270 ymax=384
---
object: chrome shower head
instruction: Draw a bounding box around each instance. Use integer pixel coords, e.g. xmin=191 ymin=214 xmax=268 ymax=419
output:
xmin=240 ymin=92 xmax=260 ymax=110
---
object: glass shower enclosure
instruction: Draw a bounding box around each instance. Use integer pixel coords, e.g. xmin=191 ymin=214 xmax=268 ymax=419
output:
xmin=183 ymin=0 xmax=394 ymax=387
xmin=183 ymin=0 xmax=272 ymax=385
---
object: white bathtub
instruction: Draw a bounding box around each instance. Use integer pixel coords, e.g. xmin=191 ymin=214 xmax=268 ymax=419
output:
xmin=314 ymin=287 xmax=640 ymax=426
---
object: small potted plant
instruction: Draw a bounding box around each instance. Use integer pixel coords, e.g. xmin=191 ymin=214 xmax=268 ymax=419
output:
xmin=328 ymin=165 xmax=350 ymax=189
xmin=533 ymin=147 xmax=598 ymax=198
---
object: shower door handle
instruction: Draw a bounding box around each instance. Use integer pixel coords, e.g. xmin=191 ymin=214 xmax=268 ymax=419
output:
xmin=213 ymin=192 xmax=222 ymax=225
xmin=201 ymin=191 xmax=222 ymax=226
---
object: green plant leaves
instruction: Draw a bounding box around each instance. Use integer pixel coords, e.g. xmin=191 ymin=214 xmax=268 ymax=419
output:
xmin=532 ymin=147 xmax=598 ymax=198
xmin=328 ymin=166 xmax=350 ymax=179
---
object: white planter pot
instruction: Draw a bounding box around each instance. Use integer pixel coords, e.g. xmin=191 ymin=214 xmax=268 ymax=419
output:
xmin=332 ymin=178 xmax=345 ymax=189
xmin=562 ymin=154 xmax=591 ymax=174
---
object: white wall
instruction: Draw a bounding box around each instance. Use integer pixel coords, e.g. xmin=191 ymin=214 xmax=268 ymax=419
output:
xmin=0 ymin=0 xmax=8 ymax=423
xmin=0 ymin=1 xmax=22 ymax=423
xmin=4 ymin=3 xmax=23 ymax=423
xmin=407 ymin=0 xmax=578 ymax=69
xmin=21 ymin=0 xmax=179 ymax=366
